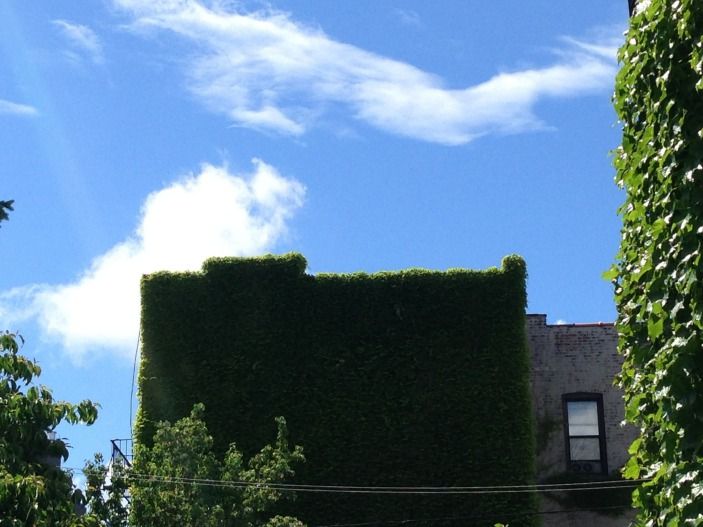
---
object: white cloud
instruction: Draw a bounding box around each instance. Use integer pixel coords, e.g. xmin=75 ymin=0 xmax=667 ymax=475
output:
xmin=560 ymin=35 xmax=620 ymax=62
xmin=0 ymin=161 xmax=304 ymax=360
xmin=0 ymin=98 xmax=38 ymax=116
xmin=392 ymin=8 xmax=422 ymax=29
xmin=53 ymin=19 xmax=105 ymax=65
xmin=113 ymin=0 xmax=617 ymax=145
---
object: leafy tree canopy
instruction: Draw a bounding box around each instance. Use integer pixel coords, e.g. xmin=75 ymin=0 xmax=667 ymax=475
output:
xmin=130 ymin=404 xmax=305 ymax=527
xmin=81 ymin=453 xmax=130 ymax=527
xmin=0 ymin=332 xmax=99 ymax=526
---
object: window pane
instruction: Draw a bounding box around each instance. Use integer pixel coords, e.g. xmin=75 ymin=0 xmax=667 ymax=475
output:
xmin=570 ymin=437 xmax=601 ymax=460
xmin=567 ymin=401 xmax=599 ymax=436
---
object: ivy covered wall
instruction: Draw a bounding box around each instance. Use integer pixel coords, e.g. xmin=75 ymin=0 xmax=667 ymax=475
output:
xmin=137 ymin=253 xmax=537 ymax=526
xmin=612 ymin=1 xmax=703 ymax=523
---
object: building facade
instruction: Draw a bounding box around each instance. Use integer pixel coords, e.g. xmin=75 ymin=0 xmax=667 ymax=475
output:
xmin=527 ymin=314 xmax=639 ymax=526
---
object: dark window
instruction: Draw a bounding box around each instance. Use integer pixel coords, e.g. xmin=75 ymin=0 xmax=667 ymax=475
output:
xmin=563 ymin=393 xmax=607 ymax=474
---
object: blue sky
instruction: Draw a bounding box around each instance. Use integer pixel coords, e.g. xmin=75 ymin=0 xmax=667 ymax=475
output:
xmin=1 ymin=1 xmax=628 ymax=472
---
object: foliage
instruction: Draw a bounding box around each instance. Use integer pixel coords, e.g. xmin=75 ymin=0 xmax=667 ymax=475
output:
xmin=137 ymin=253 xmax=537 ymax=527
xmin=0 ymin=199 xmax=12 ymax=226
xmin=0 ymin=331 xmax=99 ymax=526
xmin=611 ymin=1 xmax=703 ymax=524
xmin=130 ymin=403 xmax=305 ymax=527
xmin=82 ymin=454 xmax=130 ymax=527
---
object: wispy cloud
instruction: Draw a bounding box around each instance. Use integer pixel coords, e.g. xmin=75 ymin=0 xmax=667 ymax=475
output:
xmin=0 ymin=161 xmax=304 ymax=360
xmin=52 ymin=19 xmax=105 ymax=65
xmin=0 ymin=98 xmax=38 ymax=117
xmin=113 ymin=0 xmax=617 ymax=145
xmin=392 ymin=8 xmax=422 ymax=29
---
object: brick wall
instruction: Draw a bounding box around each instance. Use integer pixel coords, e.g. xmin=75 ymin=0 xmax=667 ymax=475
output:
xmin=526 ymin=314 xmax=639 ymax=526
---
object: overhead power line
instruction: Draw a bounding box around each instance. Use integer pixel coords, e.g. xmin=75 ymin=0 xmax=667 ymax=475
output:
xmin=129 ymin=327 xmax=140 ymax=433
xmin=67 ymin=467 xmax=646 ymax=495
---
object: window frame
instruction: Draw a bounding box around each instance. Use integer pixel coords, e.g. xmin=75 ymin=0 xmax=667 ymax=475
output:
xmin=562 ymin=392 xmax=608 ymax=474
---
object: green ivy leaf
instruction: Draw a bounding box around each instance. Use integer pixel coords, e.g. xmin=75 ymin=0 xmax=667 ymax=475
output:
xmin=648 ymin=317 xmax=664 ymax=339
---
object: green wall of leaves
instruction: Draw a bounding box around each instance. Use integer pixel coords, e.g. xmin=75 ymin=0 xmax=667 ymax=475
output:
xmin=612 ymin=1 xmax=703 ymax=523
xmin=137 ymin=253 xmax=537 ymax=527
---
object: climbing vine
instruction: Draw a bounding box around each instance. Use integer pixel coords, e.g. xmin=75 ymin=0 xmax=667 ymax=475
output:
xmin=138 ymin=253 xmax=536 ymax=527
xmin=611 ymin=1 xmax=703 ymax=524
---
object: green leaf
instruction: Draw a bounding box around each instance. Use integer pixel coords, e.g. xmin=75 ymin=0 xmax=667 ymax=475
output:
xmin=648 ymin=316 xmax=664 ymax=340
xmin=623 ymin=457 xmax=641 ymax=480
xmin=602 ymin=266 xmax=619 ymax=281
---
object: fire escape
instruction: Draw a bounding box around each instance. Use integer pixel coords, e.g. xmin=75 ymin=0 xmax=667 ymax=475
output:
xmin=110 ymin=437 xmax=133 ymax=467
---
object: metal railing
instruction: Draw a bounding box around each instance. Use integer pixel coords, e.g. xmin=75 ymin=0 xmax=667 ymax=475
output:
xmin=110 ymin=438 xmax=133 ymax=467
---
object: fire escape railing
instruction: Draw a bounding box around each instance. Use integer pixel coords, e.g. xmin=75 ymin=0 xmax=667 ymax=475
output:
xmin=110 ymin=438 xmax=133 ymax=467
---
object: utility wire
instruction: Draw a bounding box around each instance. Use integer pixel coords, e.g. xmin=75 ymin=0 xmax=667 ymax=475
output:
xmin=129 ymin=327 xmax=141 ymax=434
xmin=66 ymin=467 xmax=646 ymax=495
xmin=71 ymin=467 xmax=637 ymax=524
xmin=123 ymin=476 xmax=642 ymax=494
xmin=78 ymin=466 xmax=647 ymax=490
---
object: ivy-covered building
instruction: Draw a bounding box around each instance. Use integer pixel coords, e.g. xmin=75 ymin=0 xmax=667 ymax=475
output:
xmin=136 ymin=253 xmax=537 ymax=527
xmin=135 ymin=253 xmax=636 ymax=526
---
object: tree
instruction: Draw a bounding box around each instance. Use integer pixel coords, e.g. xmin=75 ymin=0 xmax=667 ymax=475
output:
xmin=130 ymin=403 xmax=305 ymax=527
xmin=0 ymin=332 xmax=99 ymax=526
xmin=612 ymin=1 xmax=703 ymax=524
xmin=82 ymin=454 xmax=130 ymax=527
